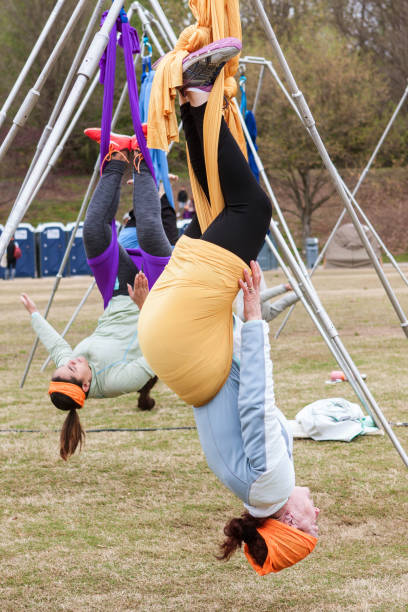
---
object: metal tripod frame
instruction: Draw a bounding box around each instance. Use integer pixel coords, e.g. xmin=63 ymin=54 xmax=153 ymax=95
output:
xmin=0 ymin=0 xmax=68 ymax=131
xmin=0 ymin=0 xmax=89 ymax=164
xmin=249 ymin=0 xmax=408 ymax=467
xmin=237 ymin=55 xmax=408 ymax=339
xmin=0 ymin=0 xmax=126 ymax=261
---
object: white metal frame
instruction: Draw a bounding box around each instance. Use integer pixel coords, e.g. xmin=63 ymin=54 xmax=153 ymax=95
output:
xmin=1 ymin=0 xmax=406 ymax=466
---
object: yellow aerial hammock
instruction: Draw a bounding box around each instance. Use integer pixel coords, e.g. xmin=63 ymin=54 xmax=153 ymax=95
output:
xmin=147 ymin=0 xmax=246 ymax=234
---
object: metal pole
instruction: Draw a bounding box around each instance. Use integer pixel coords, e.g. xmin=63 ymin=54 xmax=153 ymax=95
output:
xmin=263 ymin=235 xmax=369 ymax=407
xmin=251 ymin=0 xmax=408 ymax=339
xmin=147 ymin=0 xmax=178 ymax=46
xmin=264 ymin=218 xmax=408 ymax=467
xmin=251 ymin=0 xmax=408 ymax=467
xmin=133 ymin=2 xmax=166 ymax=55
xmin=313 ymin=81 xmax=408 ymax=275
xmin=0 ymin=0 xmax=125 ymax=262
xmin=41 ymin=280 xmax=96 ymax=372
xmin=0 ymin=0 xmax=88 ymax=162
xmin=17 ymin=0 xmax=107 ymax=197
xmin=241 ymin=56 xmax=408 ymax=291
xmin=140 ymin=6 xmax=173 ymax=51
xmin=0 ymin=0 xmax=68 ymax=130
xmin=252 ymin=64 xmax=265 ymax=115
xmin=276 ymin=83 xmax=408 ymax=337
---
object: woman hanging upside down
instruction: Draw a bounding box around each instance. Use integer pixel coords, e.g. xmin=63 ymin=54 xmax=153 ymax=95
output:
xmin=138 ymin=39 xmax=319 ymax=575
xmin=21 ymin=131 xmax=172 ymax=460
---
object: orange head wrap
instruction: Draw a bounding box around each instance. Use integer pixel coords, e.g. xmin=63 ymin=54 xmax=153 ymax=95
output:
xmin=48 ymin=382 xmax=85 ymax=408
xmin=244 ymin=519 xmax=317 ymax=576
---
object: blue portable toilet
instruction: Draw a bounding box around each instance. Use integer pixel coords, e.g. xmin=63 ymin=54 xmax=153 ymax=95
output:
xmin=306 ymin=237 xmax=319 ymax=269
xmin=257 ymin=233 xmax=278 ymax=271
xmin=13 ymin=223 xmax=37 ymax=277
xmin=65 ymin=222 xmax=91 ymax=276
xmin=36 ymin=222 xmax=67 ymax=277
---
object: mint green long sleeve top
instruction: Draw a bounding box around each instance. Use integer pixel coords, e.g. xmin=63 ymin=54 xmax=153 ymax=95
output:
xmin=31 ymin=295 xmax=154 ymax=398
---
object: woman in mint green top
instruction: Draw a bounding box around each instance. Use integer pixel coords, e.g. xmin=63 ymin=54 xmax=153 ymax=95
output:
xmin=20 ymin=135 xmax=172 ymax=460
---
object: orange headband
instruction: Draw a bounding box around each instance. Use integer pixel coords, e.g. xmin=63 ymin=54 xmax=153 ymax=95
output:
xmin=48 ymin=382 xmax=86 ymax=408
xmin=244 ymin=519 xmax=317 ymax=576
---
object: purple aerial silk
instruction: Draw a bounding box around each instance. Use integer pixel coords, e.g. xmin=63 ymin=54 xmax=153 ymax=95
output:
xmin=98 ymin=10 xmax=156 ymax=181
xmin=100 ymin=21 xmax=117 ymax=171
xmin=87 ymin=220 xmax=170 ymax=310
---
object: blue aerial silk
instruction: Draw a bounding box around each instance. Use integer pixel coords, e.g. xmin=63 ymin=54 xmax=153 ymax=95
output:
xmin=139 ymin=56 xmax=175 ymax=207
xmin=239 ymin=76 xmax=260 ymax=183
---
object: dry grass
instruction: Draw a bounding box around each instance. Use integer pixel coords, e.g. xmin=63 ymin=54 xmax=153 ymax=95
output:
xmin=1 ymin=267 xmax=408 ymax=611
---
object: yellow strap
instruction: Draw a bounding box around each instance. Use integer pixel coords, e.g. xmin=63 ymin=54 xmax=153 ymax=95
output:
xmin=147 ymin=0 xmax=246 ymax=233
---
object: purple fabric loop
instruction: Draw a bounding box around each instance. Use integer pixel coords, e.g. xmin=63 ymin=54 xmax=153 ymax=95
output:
xmin=120 ymin=20 xmax=156 ymax=181
xmin=98 ymin=10 xmax=155 ymax=181
xmin=100 ymin=24 xmax=117 ymax=168
xmin=87 ymin=220 xmax=119 ymax=309
xmin=87 ymin=220 xmax=170 ymax=309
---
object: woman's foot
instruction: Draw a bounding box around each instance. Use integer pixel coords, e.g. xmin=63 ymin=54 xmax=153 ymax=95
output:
xmin=84 ymin=128 xmax=132 ymax=170
xmin=181 ymin=38 xmax=242 ymax=93
xmin=84 ymin=128 xmax=132 ymax=150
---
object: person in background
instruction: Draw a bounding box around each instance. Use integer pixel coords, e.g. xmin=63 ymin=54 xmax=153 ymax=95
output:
xmin=177 ymin=188 xmax=188 ymax=218
xmin=182 ymin=197 xmax=195 ymax=220
xmin=5 ymin=235 xmax=19 ymax=280
xmin=235 ymin=269 xmax=298 ymax=323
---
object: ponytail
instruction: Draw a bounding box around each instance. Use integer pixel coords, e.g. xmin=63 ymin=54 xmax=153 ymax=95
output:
xmin=59 ymin=408 xmax=85 ymax=461
xmin=217 ymin=512 xmax=268 ymax=566
xmin=50 ymin=376 xmax=88 ymax=461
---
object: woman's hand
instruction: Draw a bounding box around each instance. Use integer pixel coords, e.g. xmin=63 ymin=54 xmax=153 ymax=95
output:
xmin=127 ymin=271 xmax=149 ymax=310
xmin=20 ymin=293 xmax=38 ymax=315
xmin=239 ymin=260 xmax=262 ymax=321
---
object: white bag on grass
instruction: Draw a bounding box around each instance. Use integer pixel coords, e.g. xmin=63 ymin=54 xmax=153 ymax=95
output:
xmin=296 ymin=398 xmax=365 ymax=442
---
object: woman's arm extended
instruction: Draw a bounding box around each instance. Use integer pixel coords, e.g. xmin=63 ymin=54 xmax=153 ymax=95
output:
xmin=237 ymin=264 xmax=294 ymax=483
xmin=21 ymin=293 xmax=74 ymax=367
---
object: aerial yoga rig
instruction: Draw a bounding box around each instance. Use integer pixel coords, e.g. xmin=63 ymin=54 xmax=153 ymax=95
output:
xmin=0 ymin=0 xmax=407 ymax=468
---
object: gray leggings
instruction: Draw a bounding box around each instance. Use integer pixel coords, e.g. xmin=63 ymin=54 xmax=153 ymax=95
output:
xmin=83 ymin=159 xmax=171 ymax=296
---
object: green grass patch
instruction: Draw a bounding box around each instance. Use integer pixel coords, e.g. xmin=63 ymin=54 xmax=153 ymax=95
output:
xmin=0 ymin=270 xmax=407 ymax=610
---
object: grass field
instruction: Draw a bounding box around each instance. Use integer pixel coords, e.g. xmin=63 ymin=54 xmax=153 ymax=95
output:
xmin=1 ymin=267 xmax=408 ymax=611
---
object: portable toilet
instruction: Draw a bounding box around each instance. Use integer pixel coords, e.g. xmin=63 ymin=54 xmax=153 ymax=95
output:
xmin=36 ymin=222 xmax=67 ymax=277
xmin=257 ymin=233 xmax=278 ymax=270
xmin=65 ymin=222 xmax=91 ymax=276
xmin=13 ymin=223 xmax=37 ymax=277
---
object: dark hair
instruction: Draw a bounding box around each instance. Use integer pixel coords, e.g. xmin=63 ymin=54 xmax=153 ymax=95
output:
xmin=217 ymin=512 xmax=268 ymax=566
xmin=50 ymin=375 xmax=89 ymax=461
xmin=177 ymin=189 xmax=188 ymax=203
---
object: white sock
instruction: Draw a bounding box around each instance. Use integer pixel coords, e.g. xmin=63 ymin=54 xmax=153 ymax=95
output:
xmin=184 ymin=86 xmax=211 ymax=93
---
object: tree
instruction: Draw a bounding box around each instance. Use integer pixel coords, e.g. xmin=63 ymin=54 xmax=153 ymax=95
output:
xmin=252 ymin=24 xmax=390 ymax=249
xmin=327 ymin=0 xmax=408 ymax=89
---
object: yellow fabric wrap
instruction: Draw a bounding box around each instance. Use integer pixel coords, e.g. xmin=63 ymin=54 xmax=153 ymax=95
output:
xmin=138 ymin=236 xmax=249 ymax=407
xmin=147 ymin=0 xmax=246 ymax=234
